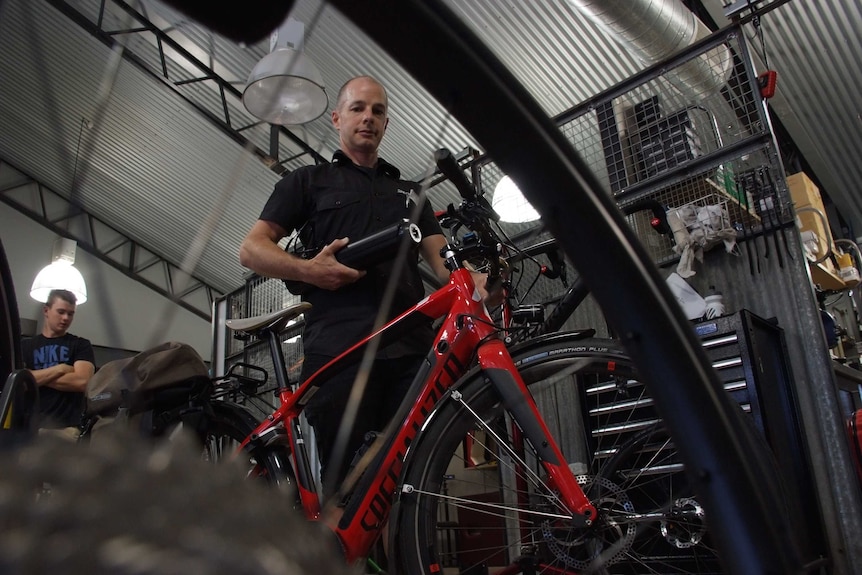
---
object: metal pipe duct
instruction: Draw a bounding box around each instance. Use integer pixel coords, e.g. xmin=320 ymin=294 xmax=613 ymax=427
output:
xmin=569 ymin=0 xmax=732 ymax=95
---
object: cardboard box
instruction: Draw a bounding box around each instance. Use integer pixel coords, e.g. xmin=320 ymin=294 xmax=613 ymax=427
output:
xmin=788 ymin=172 xmax=833 ymax=261
xmin=787 ymin=172 xmax=824 ymax=209
xmin=787 ymin=172 xmax=853 ymax=289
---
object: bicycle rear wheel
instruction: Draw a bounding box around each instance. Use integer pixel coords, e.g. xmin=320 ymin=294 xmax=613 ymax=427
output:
xmin=155 ymin=400 xmax=293 ymax=490
xmin=394 ymin=334 xmax=721 ymax=574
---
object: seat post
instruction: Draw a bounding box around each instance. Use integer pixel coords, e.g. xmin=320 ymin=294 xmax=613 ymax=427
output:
xmin=265 ymin=327 xmax=292 ymax=390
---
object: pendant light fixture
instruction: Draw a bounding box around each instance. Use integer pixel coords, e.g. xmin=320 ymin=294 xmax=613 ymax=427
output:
xmin=30 ymin=238 xmax=88 ymax=304
xmin=242 ymin=17 xmax=328 ymax=126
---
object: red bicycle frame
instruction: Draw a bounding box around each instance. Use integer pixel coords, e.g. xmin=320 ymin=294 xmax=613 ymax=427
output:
xmin=241 ymin=264 xmax=597 ymax=564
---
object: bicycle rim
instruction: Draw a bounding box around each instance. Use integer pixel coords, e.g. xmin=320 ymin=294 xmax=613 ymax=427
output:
xmin=394 ymin=336 xmax=721 ymax=574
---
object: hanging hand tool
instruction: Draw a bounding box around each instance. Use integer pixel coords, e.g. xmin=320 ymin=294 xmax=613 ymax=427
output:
xmin=737 ymin=171 xmax=759 ymax=274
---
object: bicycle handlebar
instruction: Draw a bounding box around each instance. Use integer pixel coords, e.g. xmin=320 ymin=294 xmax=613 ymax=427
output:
xmin=431 ymin=150 xmax=674 ymax=321
xmin=434 ymin=148 xmax=500 ymax=224
xmin=623 ymin=197 xmax=671 ymax=235
xmin=434 ymin=148 xmax=476 ymax=202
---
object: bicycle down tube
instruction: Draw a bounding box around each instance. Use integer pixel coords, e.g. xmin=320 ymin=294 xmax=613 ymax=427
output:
xmin=241 ymin=262 xmax=596 ymax=564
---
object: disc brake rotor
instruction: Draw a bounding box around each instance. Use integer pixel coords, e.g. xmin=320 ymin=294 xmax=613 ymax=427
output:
xmin=661 ymin=497 xmax=706 ymax=548
xmin=541 ymin=474 xmax=636 ymax=571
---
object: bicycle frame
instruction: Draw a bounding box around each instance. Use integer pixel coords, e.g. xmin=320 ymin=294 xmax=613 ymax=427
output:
xmin=241 ymin=262 xmax=597 ymax=564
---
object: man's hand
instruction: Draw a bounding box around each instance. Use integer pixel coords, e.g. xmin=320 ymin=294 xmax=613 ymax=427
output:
xmin=306 ymin=238 xmax=366 ymax=290
xmin=470 ymin=270 xmax=506 ymax=308
xmin=239 ymin=222 xmax=365 ymax=291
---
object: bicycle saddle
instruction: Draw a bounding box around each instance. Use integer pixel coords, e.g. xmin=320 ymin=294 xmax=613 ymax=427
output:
xmin=225 ymin=302 xmax=312 ymax=335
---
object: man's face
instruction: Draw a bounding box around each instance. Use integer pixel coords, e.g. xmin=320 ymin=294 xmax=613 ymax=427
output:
xmin=332 ymin=78 xmax=389 ymax=155
xmin=43 ymin=298 xmax=76 ymax=336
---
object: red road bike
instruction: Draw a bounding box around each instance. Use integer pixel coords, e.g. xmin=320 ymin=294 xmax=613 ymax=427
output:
xmin=221 ymin=150 xmax=723 ymax=573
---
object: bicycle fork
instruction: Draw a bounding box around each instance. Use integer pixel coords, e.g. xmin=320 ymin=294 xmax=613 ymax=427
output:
xmin=474 ymin=339 xmax=597 ymax=526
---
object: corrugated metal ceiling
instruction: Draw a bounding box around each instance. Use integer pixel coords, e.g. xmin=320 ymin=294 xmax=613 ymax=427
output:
xmin=1 ymin=0 xmax=860 ymax=303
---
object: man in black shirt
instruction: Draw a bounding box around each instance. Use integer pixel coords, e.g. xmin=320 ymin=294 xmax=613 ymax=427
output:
xmin=241 ymin=76 xmax=472 ymax=496
xmin=21 ymin=289 xmax=95 ymax=432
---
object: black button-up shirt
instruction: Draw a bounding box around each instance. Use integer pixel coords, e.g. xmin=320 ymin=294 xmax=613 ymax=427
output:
xmin=259 ymin=150 xmax=443 ymax=358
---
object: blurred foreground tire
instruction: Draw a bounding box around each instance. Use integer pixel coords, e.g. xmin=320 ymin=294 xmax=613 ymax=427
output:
xmin=0 ymin=429 xmax=353 ymax=574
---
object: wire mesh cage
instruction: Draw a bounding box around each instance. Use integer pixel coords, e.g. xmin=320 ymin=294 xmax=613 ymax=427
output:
xmin=557 ymin=30 xmax=760 ymax=193
xmin=470 ymin=28 xmax=787 ymax=270
xmin=549 ymin=27 xmax=788 ymax=264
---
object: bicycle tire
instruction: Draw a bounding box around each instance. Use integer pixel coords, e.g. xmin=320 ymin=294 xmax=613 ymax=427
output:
xmin=156 ymin=400 xmax=293 ymax=491
xmin=329 ymin=2 xmax=799 ymax=572
xmin=394 ymin=334 xmax=722 ymax=574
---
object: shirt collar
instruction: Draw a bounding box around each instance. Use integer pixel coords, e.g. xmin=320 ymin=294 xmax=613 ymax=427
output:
xmin=331 ymin=149 xmax=401 ymax=179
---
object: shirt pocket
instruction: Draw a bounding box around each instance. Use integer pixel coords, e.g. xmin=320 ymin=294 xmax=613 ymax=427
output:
xmin=309 ymin=189 xmax=366 ymax=245
xmin=315 ymin=190 xmax=363 ymax=212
